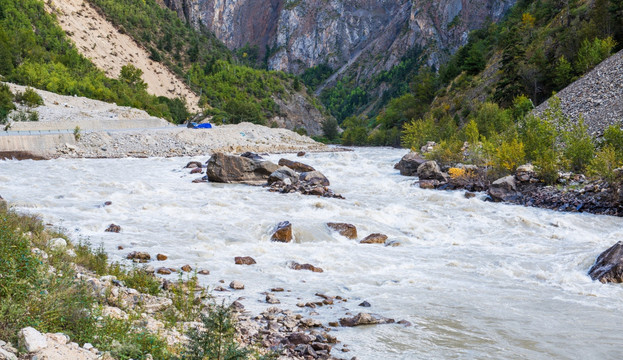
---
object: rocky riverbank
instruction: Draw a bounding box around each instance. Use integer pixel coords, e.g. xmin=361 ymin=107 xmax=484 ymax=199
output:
xmin=1 ymin=196 xmax=413 ymax=360
xmin=396 ymin=151 xmax=623 ymax=217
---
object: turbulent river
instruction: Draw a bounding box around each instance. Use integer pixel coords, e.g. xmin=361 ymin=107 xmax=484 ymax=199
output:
xmin=2 ymin=147 xmax=623 ymax=359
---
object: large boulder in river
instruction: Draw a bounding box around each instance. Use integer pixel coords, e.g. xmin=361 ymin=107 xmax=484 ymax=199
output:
xmin=299 ymin=171 xmax=330 ymax=186
xmin=588 ymin=241 xmax=623 ymax=283
xmin=278 ymin=158 xmax=315 ymax=173
xmin=488 ymin=175 xmax=518 ymax=202
xmin=206 ymin=153 xmax=279 ymax=185
xmin=417 ymin=161 xmax=447 ymax=182
xmin=394 ymin=152 xmax=426 ymax=176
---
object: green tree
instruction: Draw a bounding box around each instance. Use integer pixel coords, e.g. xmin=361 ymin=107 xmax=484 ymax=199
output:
xmin=494 ymin=27 xmax=525 ymax=107
xmin=554 ymin=56 xmax=574 ymax=89
xmin=322 ymin=117 xmax=339 ymax=140
xmin=563 ymin=118 xmax=594 ymax=172
xmin=119 ymin=64 xmax=148 ymax=91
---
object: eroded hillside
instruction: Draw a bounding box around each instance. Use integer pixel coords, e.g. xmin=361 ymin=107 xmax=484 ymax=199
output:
xmin=47 ymin=0 xmax=201 ymax=112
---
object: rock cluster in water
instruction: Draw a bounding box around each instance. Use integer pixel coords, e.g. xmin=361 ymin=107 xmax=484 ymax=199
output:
xmin=193 ymin=152 xmax=344 ymax=199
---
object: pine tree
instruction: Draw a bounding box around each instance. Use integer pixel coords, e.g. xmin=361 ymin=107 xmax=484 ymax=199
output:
xmin=494 ymin=27 xmax=525 ymax=107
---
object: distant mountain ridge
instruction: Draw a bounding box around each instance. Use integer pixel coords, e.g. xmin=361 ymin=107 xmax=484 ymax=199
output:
xmin=162 ymin=0 xmax=516 ymax=85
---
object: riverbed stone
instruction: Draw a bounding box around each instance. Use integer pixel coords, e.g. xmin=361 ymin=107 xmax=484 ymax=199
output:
xmin=268 ymin=167 xmax=299 ymax=185
xmin=394 ymin=152 xmax=426 ymax=176
xmin=588 ymin=241 xmax=623 ymax=283
xmin=156 ymin=254 xmax=168 ymax=261
xmin=278 ymin=158 xmax=315 ymax=173
xmin=105 ymin=224 xmax=121 ymax=233
xmin=206 ymin=153 xmax=279 ymax=185
xmin=299 ymin=171 xmax=330 ymax=186
xmin=360 ymin=233 xmax=388 ymax=244
xmin=271 ymin=221 xmax=293 ymax=242
xmin=326 ymin=223 xmax=357 ymax=239
xmin=235 ymin=256 xmax=256 ymax=265
xmin=181 ymin=265 xmax=192 ymax=272
xmin=290 ymin=262 xmax=323 ymax=273
xmin=127 ymin=252 xmax=151 ymax=262
xmin=185 ymin=161 xmax=202 ymax=169
xmin=338 ymin=313 xmax=394 ymax=327
xmin=230 ymin=281 xmax=245 ymax=290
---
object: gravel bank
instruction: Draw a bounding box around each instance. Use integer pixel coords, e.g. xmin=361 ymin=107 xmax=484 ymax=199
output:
xmin=61 ymin=123 xmax=328 ymax=158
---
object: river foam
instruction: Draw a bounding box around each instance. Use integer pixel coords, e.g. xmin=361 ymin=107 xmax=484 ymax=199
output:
xmin=2 ymin=148 xmax=622 ymax=359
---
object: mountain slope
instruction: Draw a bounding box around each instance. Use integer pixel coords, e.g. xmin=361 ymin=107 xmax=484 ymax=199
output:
xmin=48 ymin=0 xmax=201 ymax=111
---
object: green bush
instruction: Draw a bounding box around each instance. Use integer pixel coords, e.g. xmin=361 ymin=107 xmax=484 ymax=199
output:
xmin=14 ymin=87 xmax=43 ymax=107
xmin=401 ymin=115 xmax=437 ymax=150
xmin=180 ymin=304 xmax=250 ymax=360
xmin=587 ymin=145 xmax=620 ymax=182
xmin=322 ymin=117 xmax=339 ymax=140
xmin=562 ymin=118 xmax=594 ymax=172
xmin=0 ymin=84 xmax=15 ymax=124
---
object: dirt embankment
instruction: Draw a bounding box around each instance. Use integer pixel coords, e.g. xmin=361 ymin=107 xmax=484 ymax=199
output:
xmin=46 ymin=0 xmax=201 ymax=112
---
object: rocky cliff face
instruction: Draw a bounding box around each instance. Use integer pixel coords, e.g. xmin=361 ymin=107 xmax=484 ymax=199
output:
xmin=163 ymin=0 xmax=515 ymax=83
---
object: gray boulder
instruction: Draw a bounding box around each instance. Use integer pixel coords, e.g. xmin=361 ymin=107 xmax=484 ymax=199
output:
xmin=394 ymin=152 xmax=426 ymax=176
xmin=488 ymin=175 xmax=518 ymax=202
xmin=206 ymin=153 xmax=279 ymax=185
xmin=299 ymin=171 xmax=330 ymax=186
xmin=417 ymin=161 xmax=447 ymax=181
xmin=588 ymin=241 xmax=623 ymax=283
xmin=268 ymin=166 xmax=299 ymax=185
xmin=18 ymin=327 xmax=47 ymax=353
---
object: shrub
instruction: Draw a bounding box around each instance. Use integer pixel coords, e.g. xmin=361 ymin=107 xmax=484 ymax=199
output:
xmin=28 ymin=110 xmax=39 ymax=121
xmin=587 ymin=145 xmax=620 ymax=182
xmin=0 ymin=83 xmax=15 ymax=124
xmin=494 ymin=138 xmax=525 ymax=174
xmin=322 ymin=117 xmax=339 ymax=140
xmin=602 ymin=125 xmax=623 ymax=159
xmin=14 ymin=87 xmax=43 ymax=107
xmin=534 ymin=149 xmax=559 ymax=185
xmin=180 ymin=304 xmax=250 ymax=360
xmin=401 ymin=115 xmax=437 ymax=150
xmin=425 ymin=139 xmax=464 ymax=166
xmin=562 ymin=118 xmax=594 ymax=172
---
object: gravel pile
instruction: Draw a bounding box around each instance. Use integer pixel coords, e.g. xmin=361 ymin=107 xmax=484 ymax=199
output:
xmin=535 ymin=49 xmax=623 ymax=136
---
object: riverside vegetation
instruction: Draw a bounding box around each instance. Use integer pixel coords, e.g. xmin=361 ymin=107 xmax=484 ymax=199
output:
xmin=0 ymin=205 xmax=277 ymax=359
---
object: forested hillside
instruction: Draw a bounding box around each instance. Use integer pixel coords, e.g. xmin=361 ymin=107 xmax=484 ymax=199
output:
xmin=0 ymin=0 xmax=188 ymax=122
xmin=337 ymin=0 xmax=623 ymax=147
xmin=85 ymin=0 xmax=324 ymax=128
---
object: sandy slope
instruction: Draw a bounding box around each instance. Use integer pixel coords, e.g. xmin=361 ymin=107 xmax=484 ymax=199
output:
xmin=46 ymin=0 xmax=201 ymax=112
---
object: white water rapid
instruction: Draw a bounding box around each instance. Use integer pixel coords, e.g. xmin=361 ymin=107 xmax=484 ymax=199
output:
xmin=1 ymin=148 xmax=622 ymax=359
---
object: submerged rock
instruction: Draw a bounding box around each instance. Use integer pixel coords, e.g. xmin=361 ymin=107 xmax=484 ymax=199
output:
xmin=360 ymin=233 xmax=388 ymax=244
xmin=326 ymin=222 xmax=357 ymax=239
xmin=185 ymin=161 xmax=202 ymax=169
xmin=127 ymin=252 xmax=151 ymax=262
xmin=588 ymin=241 xmax=623 ymax=283
xmin=338 ymin=313 xmax=394 ymax=327
xmin=105 ymin=224 xmax=121 ymax=233
xmin=235 ymin=256 xmax=257 ymax=265
xmin=394 ymin=152 xmax=426 ymax=176
xmin=206 ymin=153 xmax=279 ymax=185
xmin=290 ymin=262 xmax=323 ymax=273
